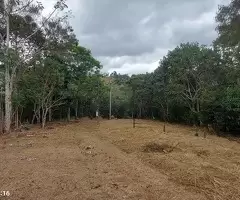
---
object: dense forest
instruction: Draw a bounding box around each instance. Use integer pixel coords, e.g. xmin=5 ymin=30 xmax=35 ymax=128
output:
xmin=0 ymin=0 xmax=240 ymax=134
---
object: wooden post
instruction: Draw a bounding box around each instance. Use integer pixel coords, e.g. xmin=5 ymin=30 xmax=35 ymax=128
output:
xmin=96 ymin=109 xmax=100 ymax=125
xmin=132 ymin=89 xmax=136 ymax=128
xmin=75 ymin=100 xmax=78 ymax=119
xmin=133 ymin=114 xmax=136 ymax=128
xmin=67 ymin=106 xmax=70 ymax=121
xmin=203 ymin=131 xmax=206 ymax=138
xmin=109 ymin=84 xmax=112 ymax=120
xmin=194 ymin=124 xmax=199 ymax=136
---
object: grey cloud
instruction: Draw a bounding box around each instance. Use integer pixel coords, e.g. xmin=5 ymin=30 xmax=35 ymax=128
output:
xmin=169 ymin=13 xmax=217 ymax=46
xmin=66 ymin=0 xmax=229 ymax=73
xmin=72 ymin=0 xmax=220 ymax=58
xmin=98 ymin=48 xmax=169 ymax=75
xmin=171 ymin=24 xmax=217 ymax=46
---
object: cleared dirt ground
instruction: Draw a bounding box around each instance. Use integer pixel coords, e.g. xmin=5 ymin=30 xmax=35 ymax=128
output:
xmin=0 ymin=119 xmax=240 ymax=200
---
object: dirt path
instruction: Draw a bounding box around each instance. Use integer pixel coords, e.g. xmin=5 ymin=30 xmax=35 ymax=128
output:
xmin=0 ymin=119 xmax=239 ymax=199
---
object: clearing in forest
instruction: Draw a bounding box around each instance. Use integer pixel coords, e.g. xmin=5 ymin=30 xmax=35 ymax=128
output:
xmin=0 ymin=119 xmax=240 ymax=200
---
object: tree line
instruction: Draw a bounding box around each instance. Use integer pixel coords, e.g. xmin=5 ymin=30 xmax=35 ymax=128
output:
xmin=0 ymin=0 xmax=107 ymax=132
xmin=0 ymin=0 xmax=240 ymax=135
xmin=102 ymin=1 xmax=240 ymax=134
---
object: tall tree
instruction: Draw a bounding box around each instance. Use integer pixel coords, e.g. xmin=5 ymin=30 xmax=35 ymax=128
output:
xmin=156 ymin=43 xmax=221 ymax=124
xmin=1 ymin=0 xmax=67 ymax=133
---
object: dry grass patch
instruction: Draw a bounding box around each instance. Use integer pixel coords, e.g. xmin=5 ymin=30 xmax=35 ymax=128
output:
xmin=142 ymin=142 xmax=178 ymax=153
xmin=97 ymin=119 xmax=240 ymax=199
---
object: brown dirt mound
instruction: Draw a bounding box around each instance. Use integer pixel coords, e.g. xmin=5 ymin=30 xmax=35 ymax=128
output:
xmin=142 ymin=142 xmax=174 ymax=153
xmin=79 ymin=117 xmax=91 ymax=121
xmin=193 ymin=149 xmax=210 ymax=157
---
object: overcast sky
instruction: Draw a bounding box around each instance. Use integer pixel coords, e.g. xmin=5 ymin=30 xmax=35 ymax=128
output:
xmin=43 ymin=0 xmax=229 ymax=75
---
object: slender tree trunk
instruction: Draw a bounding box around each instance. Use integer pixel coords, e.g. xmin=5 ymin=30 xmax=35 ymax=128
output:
xmin=133 ymin=116 xmax=136 ymax=128
xmin=139 ymin=106 xmax=142 ymax=119
xmin=67 ymin=106 xmax=70 ymax=121
xmin=75 ymin=100 xmax=78 ymax=119
xmin=60 ymin=107 xmax=62 ymax=120
xmin=163 ymin=108 xmax=166 ymax=133
xmin=81 ymin=105 xmax=84 ymax=117
xmin=0 ymin=107 xmax=3 ymax=134
xmin=41 ymin=110 xmax=48 ymax=129
xmin=0 ymin=88 xmax=3 ymax=133
xmin=1 ymin=109 xmax=3 ymax=133
xmin=32 ymin=104 xmax=36 ymax=124
xmin=19 ymin=107 xmax=23 ymax=126
xmin=166 ymin=103 xmax=169 ymax=121
xmin=197 ymin=99 xmax=200 ymax=113
xmin=49 ymin=107 xmax=52 ymax=122
xmin=15 ymin=107 xmax=19 ymax=129
xmin=4 ymin=57 xmax=12 ymax=133
xmin=36 ymin=110 xmax=40 ymax=124
xmin=151 ymin=109 xmax=154 ymax=120
xmin=4 ymin=0 xmax=11 ymax=133
xmin=109 ymin=85 xmax=112 ymax=120
xmin=48 ymin=98 xmax=52 ymax=122
xmin=31 ymin=114 xmax=35 ymax=124
xmin=32 ymin=106 xmax=40 ymax=124
xmin=0 ymin=110 xmax=2 ymax=134
xmin=132 ymin=89 xmax=136 ymax=128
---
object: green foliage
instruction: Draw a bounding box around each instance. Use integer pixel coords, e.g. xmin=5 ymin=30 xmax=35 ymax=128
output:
xmin=2 ymin=0 xmax=240 ymax=135
xmin=0 ymin=0 xmax=106 ymax=127
xmin=105 ymin=41 xmax=240 ymax=133
xmin=216 ymin=0 xmax=240 ymax=47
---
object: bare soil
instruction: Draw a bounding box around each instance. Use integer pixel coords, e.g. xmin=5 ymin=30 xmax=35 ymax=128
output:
xmin=0 ymin=119 xmax=239 ymax=200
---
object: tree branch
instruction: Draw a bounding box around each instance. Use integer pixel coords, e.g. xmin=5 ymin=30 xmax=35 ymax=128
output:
xmin=24 ymin=8 xmax=58 ymax=42
xmin=12 ymin=0 xmax=34 ymax=14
